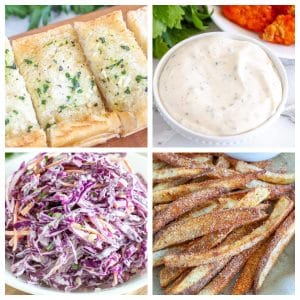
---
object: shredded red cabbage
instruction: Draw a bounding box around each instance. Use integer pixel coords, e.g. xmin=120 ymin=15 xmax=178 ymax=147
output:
xmin=5 ymin=153 xmax=147 ymax=291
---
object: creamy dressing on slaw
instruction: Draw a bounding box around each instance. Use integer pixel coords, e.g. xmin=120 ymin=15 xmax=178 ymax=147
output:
xmin=158 ymin=36 xmax=282 ymax=136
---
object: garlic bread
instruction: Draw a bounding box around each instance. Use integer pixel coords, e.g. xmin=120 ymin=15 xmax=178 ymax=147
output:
xmin=74 ymin=11 xmax=147 ymax=136
xmin=5 ymin=37 xmax=46 ymax=147
xmin=12 ymin=25 xmax=121 ymax=147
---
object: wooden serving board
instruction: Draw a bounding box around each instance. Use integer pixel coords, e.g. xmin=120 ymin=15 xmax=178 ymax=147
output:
xmin=9 ymin=5 xmax=147 ymax=148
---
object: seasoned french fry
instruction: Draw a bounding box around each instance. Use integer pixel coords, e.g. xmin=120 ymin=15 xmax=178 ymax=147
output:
xmin=153 ymin=178 xmax=190 ymax=192
xmin=236 ymin=161 xmax=295 ymax=184
xmin=153 ymin=172 xmax=263 ymax=233
xmin=160 ymin=267 xmax=187 ymax=288
xmin=153 ymin=204 xmax=168 ymax=216
xmin=231 ymin=240 xmax=270 ymax=295
xmin=154 ymin=178 xmax=248 ymax=205
xmin=153 ymin=153 xmax=208 ymax=168
xmin=164 ymin=196 xmax=293 ymax=267
xmin=215 ymin=155 xmax=231 ymax=169
xmin=153 ymin=161 xmax=168 ymax=170
xmin=154 ymin=206 xmax=268 ymax=251
xmin=254 ymin=210 xmax=295 ymax=293
xmin=153 ymin=167 xmax=212 ymax=183
xmin=198 ymin=245 xmax=258 ymax=295
xmin=165 ymin=225 xmax=256 ymax=294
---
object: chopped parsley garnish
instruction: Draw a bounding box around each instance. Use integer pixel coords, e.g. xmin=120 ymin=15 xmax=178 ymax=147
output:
xmin=66 ymin=72 xmax=81 ymax=91
xmin=58 ymin=105 xmax=67 ymax=112
xmin=71 ymin=72 xmax=81 ymax=91
xmin=121 ymin=69 xmax=126 ymax=75
xmin=6 ymin=63 xmax=16 ymax=70
xmin=36 ymin=88 xmax=41 ymax=96
xmin=27 ymin=125 xmax=33 ymax=132
xmin=19 ymin=96 xmax=25 ymax=100
xmin=41 ymin=99 xmax=47 ymax=105
xmin=120 ymin=45 xmax=130 ymax=51
xmin=24 ymin=58 xmax=33 ymax=64
xmin=43 ymin=83 xmax=49 ymax=93
xmin=106 ymin=59 xmax=124 ymax=70
xmin=71 ymin=263 xmax=80 ymax=270
xmin=124 ymin=87 xmax=131 ymax=94
xmin=91 ymin=80 xmax=95 ymax=88
xmin=135 ymin=75 xmax=147 ymax=83
xmin=45 ymin=243 xmax=55 ymax=251
xmin=5 ymin=49 xmax=9 ymax=54
xmin=13 ymin=110 xmax=18 ymax=114
xmin=45 ymin=122 xmax=55 ymax=130
xmin=5 ymin=118 xmax=9 ymax=125
xmin=99 ymin=37 xmax=106 ymax=43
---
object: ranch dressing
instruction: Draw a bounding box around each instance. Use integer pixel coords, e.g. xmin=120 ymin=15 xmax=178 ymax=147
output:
xmin=158 ymin=35 xmax=282 ymax=136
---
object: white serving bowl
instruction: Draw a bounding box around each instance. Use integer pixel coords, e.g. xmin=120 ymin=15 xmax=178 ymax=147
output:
xmin=226 ymin=152 xmax=280 ymax=162
xmin=153 ymin=32 xmax=288 ymax=145
xmin=5 ymin=153 xmax=148 ymax=295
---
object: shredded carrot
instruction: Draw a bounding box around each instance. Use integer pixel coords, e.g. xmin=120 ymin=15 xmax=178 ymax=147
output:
xmin=20 ymin=202 xmax=35 ymax=216
xmin=6 ymin=230 xmax=30 ymax=236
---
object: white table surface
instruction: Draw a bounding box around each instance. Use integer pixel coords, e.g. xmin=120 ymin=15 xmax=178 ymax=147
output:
xmin=153 ymin=23 xmax=295 ymax=148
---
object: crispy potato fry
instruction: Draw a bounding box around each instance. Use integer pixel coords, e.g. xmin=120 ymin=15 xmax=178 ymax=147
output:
xmin=153 ymin=161 xmax=168 ymax=170
xmin=153 ymin=167 xmax=212 ymax=183
xmin=153 ymin=172 xmax=263 ymax=233
xmin=154 ymin=206 xmax=268 ymax=251
xmin=165 ymin=225 xmax=256 ymax=294
xmin=215 ymin=156 xmax=231 ymax=169
xmin=231 ymin=240 xmax=270 ymax=295
xmin=153 ymin=178 xmax=190 ymax=192
xmin=254 ymin=210 xmax=295 ymax=293
xmin=236 ymin=161 xmax=295 ymax=184
xmin=153 ymin=204 xmax=168 ymax=215
xmin=198 ymin=245 xmax=258 ymax=295
xmin=154 ymin=178 xmax=249 ymax=205
xmin=164 ymin=196 xmax=293 ymax=267
xmin=153 ymin=153 xmax=208 ymax=168
xmin=160 ymin=267 xmax=187 ymax=288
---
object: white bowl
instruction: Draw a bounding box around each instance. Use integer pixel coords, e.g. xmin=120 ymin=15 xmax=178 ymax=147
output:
xmin=153 ymin=32 xmax=288 ymax=145
xmin=5 ymin=153 xmax=148 ymax=295
xmin=226 ymin=152 xmax=280 ymax=162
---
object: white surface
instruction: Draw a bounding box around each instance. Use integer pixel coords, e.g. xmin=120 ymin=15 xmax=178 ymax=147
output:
xmin=153 ymin=32 xmax=288 ymax=146
xmin=210 ymin=5 xmax=295 ymax=59
xmin=5 ymin=153 xmax=147 ymax=295
xmin=153 ymin=24 xmax=295 ymax=148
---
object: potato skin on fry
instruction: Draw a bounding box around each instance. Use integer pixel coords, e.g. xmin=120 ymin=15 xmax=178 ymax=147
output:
xmin=153 ymin=172 xmax=262 ymax=233
xmin=164 ymin=196 xmax=293 ymax=267
xmin=253 ymin=210 xmax=295 ymax=293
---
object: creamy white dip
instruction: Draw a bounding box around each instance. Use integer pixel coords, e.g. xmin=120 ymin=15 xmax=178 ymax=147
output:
xmin=158 ymin=35 xmax=282 ymax=136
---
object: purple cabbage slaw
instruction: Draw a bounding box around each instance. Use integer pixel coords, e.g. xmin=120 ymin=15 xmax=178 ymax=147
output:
xmin=5 ymin=153 xmax=147 ymax=292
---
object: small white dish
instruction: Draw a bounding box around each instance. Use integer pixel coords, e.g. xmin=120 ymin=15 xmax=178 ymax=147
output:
xmin=210 ymin=5 xmax=295 ymax=60
xmin=226 ymin=152 xmax=280 ymax=162
xmin=153 ymin=31 xmax=288 ymax=146
xmin=5 ymin=152 xmax=148 ymax=295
